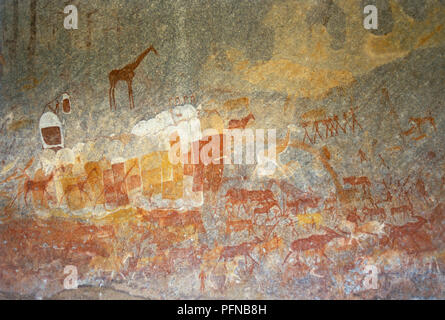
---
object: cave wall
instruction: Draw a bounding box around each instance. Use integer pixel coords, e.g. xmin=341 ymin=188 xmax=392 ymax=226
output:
xmin=0 ymin=0 xmax=444 ymax=299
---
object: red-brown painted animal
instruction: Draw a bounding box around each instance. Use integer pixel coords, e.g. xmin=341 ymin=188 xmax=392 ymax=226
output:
xmin=228 ymin=113 xmax=255 ymax=129
xmin=386 ymin=216 xmax=432 ymax=253
xmin=23 ymin=172 xmax=55 ymax=206
xmin=267 ymin=179 xmax=303 ymax=199
xmin=283 ymin=227 xmax=346 ymax=264
xmin=343 ymin=176 xmax=371 ymax=187
xmin=387 ymin=216 xmax=427 ymax=239
xmin=362 ymin=206 xmax=386 ymax=220
xmin=166 ymin=245 xmax=207 ymax=269
xmin=226 ymin=218 xmax=255 ymax=236
xmin=253 ymin=198 xmax=281 ymax=220
xmin=390 ymin=203 xmax=413 ymax=219
xmin=286 ymin=193 xmax=321 ymax=215
xmin=224 ymin=188 xmax=280 ymax=218
xmin=224 ymin=188 xmax=246 ymax=210
xmin=218 ymin=237 xmax=262 ymax=266
xmin=60 ymin=169 xmax=102 ymax=205
xmin=346 ymin=207 xmax=363 ymax=224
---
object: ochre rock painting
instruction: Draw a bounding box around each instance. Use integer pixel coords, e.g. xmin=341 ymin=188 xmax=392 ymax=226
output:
xmin=0 ymin=0 xmax=444 ymax=299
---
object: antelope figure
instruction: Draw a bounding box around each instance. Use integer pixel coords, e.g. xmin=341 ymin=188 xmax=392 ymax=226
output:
xmin=228 ymin=112 xmax=255 ymax=129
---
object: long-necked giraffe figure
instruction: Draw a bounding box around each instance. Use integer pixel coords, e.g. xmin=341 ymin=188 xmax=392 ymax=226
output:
xmin=109 ymin=45 xmax=158 ymax=110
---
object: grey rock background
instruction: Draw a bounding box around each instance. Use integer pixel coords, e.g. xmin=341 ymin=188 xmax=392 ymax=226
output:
xmin=0 ymin=0 xmax=444 ymax=299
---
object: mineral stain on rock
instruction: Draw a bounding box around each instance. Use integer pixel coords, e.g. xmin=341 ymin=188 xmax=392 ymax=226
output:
xmin=0 ymin=0 xmax=444 ymax=300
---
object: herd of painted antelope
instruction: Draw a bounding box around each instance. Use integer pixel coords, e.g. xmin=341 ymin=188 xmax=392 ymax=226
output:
xmin=1 ymin=144 xmax=441 ymax=282
xmin=0 ymin=107 xmax=442 ymax=289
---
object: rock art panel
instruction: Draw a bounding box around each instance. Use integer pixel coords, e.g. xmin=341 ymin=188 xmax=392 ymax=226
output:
xmin=0 ymin=0 xmax=444 ymax=300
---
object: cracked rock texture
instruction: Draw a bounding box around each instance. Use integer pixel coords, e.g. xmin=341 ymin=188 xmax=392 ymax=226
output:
xmin=0 ymin=0 xmax=444 ymax=299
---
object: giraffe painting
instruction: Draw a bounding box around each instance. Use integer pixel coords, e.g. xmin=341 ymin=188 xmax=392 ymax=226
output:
xmin=108 ymin=45 xmax=158 ymax=110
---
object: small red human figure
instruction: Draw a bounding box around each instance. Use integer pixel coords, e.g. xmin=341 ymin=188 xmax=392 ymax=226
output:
xmin=358 ymin=149 xmax=367 ymax=163
xmin=199 ymin=270 xmax=206 ymax=293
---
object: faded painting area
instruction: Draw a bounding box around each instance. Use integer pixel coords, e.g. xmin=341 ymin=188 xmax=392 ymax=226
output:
xmin=0 ymin=0 xmax=444 ymax=299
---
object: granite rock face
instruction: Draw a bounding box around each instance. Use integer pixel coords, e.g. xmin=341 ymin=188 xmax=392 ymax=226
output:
xmin=0 ymin=0 xmax=444 ymax=299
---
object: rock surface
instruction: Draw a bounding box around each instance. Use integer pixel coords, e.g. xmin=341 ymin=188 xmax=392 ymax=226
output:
xmin=0 ymin=0 xmax=444 ymax=299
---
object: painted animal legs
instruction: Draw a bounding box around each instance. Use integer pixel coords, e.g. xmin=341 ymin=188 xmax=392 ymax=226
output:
xmin=109 ymin=86 xmax=113 ymax=110
xmin=127 ymin=80 xmax=134 ymax=109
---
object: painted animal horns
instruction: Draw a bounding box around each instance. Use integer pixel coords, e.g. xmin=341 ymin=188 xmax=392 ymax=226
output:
xmin=148 ymin=45 xmax=159 ymax=55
